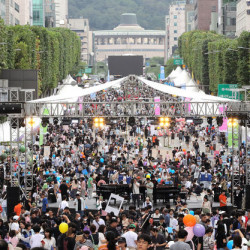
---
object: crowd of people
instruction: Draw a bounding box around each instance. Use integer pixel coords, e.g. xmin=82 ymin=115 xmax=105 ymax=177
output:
xmin=0 ymin=84 xmax=248 ymax=250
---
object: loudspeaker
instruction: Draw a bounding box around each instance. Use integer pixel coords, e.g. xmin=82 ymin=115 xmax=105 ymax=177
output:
xmin=0 ymin=104 xmax=21 ymax=114
xmin=7 ymin=187 xmax=20 ymax=217
xmin=246 ymin=185 xmax=250 ymax=210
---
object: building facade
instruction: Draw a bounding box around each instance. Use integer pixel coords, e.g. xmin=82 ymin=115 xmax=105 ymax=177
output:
xmin=32 ymin=0 xmax=44 ymax=26
xmin=236 ymin=0 xmax=250 ymax=36
xmin=1 ymin=0 xmax=21 ymax=25
xmin=165 ymin=1 xmax=187 ymax=60
xmin=194 ymin=0 xmax=218 ymax=30
xmin=20 ymin=0 xmax=32 ymax=25
xmin=68 ymin=18 xmax=90 ymax=63
xmin=93 ymin=13 xmax=165 ymax=62
xmin=54 ymin=0 xmax=68 ymax=27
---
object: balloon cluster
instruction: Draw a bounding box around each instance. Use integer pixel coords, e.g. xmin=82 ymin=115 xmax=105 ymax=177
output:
xmin=183 ymin=214 xmax=206 ymax=239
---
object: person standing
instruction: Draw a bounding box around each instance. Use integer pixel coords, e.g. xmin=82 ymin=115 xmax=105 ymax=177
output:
xmin=122 ymin=224 xmax=138 ymax=250
xmin=74 ymin=194 xmax=85 ymax=217
xmin=41 ymin=193 xmax=48 ymax=215
xmin=170 ymin=230 xmax=191 ymax=250
xmin=219 ymin=190 xmax=227 ymax=212
xmin=131 ymin=178 xmax=140 ymax=209
xmin=80 ymin=177 xmax=86 ymax=198
xmin=145 ymin=178 xmax=154 ymax=202
xmin=87 ymin=174 xmax=94 ymax=199
xmin=59 ymin=179 xmax=68 ymax=200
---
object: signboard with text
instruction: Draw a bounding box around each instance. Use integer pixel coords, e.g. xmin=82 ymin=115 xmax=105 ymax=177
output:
xmin=217 ymin=84 xmax=239 ymax=99
xmin=174 ymin=59 xmax=184 ymax=65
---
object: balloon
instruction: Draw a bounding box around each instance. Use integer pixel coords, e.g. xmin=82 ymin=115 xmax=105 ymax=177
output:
xmin=146 ymin=174 xmax=151 ymax=179
xmin=45 ymin=171 xmax=49 ymax=175
xmin=53 ymin=171 xmax=56 ymax=174
xmin=100 ymin=158 xmax=104 ymax=163
xmin=28 ymin=172 xmax=30 ymax=175
xmin=19 ymin=146 xmax=25 ymax=153
xmin=82 ymin=169 xmax=88 ymax=175
xmin=53 ymin=154 xmax=56 ymax=158
xmin=193 ymin=224 xmax=205 ymax=237
xmin=57 ymin=176 xmax=60 ymax=181
xmin=227 ymin=240 xmax=233 ymax=250
xmin=66 ymin=180 xmax=69 ymax=183
xmin=171 ymin=169 xmax=175 ymax=174
xmin=183 ymin=214 xmax=196 ymax=227
xmin=189 ymin=210 xmax=194 ymax=215
xmin=185 ymin=227 xmax=194 ymax=241
xmin=37 ymin=167 xmax=40 ymax=171
xmin=157 ymin=178 xmax=161 ymax=183
xmin=59 ymin=223 xmax=68 ymax=234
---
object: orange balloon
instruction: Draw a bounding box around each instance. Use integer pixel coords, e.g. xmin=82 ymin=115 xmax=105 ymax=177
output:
xmin=183 ymin=214 xmax=196 ymax=227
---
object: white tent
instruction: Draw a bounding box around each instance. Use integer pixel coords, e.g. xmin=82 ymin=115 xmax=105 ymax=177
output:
xmin=168 ymin=69 xmax=176 ymax=79
xmin=169 ymin=66 xmax=182 ymax=80
xmin=138 ymin=77 xmax=235 ymax=102
xmin=29 ymin=77 xmax=126 ymax=103
xmin=173 ymin=70 xmax=191 ymax=87
xmin=186 ymin=79 xmax=202 ymax=93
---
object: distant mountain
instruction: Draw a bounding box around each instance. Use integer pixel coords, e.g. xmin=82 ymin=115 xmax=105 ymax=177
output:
xmin=68 ymin=0 xmax=171 ymax=30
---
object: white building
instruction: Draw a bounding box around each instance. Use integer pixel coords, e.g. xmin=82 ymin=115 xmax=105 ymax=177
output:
xmin=236 ymin=0 xmax=250 ymax=36
xmin=54 ymin=0 xmax=68 ymax=27
xmin=1 ymin=0 xmax=21 ymax=25
xmin=20 ymin=0 xmax=32 ymax=25
xmin=165 ymin=1 xmax=186 ymax=60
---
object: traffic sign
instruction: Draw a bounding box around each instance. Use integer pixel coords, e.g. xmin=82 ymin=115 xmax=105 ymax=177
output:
xmin=174 ymin=59 xmax=183 ymax=65
xmin=173 ymin=55 xmax=180 ymax=59
xmin=85 ymin=68 xmax=92 ymax=74
xmin=218 ymin=84 xmax=239 ymax=99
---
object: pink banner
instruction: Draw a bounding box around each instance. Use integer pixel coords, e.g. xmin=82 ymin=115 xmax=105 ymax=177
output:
xmin=219 ymin=105 xmax=228 ymax=132
xmin=154 ymin=96 xmax=160 ymax=115
xmin=185 ymin=98 xmax=191 ymax=113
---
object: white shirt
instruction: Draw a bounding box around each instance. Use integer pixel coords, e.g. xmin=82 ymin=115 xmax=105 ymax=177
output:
xmin=169 ymin=217 xmax=178 ymax=230
xmin=122 ymin=230 xmax=138 ymax=247
xmin=30 ymin=233 xmax=44 ymax=248
xmin=43 ymin=237 xmax=56 ymax=250
xmin=59 ymin=200 xmax=69 ymax=210
xmin=132 ymin=182 xmax=140 ymax=194
xmin=10 ymin=222 xmax=19 ymax=231
xmin=93 ymin=218 xmax=105 ymax=231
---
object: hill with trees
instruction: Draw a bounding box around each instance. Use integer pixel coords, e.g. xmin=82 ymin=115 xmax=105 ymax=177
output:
xmin=68 ymin=0 xmax=171 ymax=30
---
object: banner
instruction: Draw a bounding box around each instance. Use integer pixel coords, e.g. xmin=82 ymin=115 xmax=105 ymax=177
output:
xmin=39 ymin=125 xmax=47 ymax=146
xmin=154 ymin=96 xmax=160 ymax=115
xmin=228 ymin=122 xmax=239 ymax=148
xmin=160 ymin=66 xmax=165 ymax=80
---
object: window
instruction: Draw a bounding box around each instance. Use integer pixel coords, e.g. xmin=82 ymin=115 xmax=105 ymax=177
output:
xmin=33 ymin=10 xmax=40 ymax=21
xmin=174 ymin=15 xmax=177 ymax=19
xmin=14 ymin=2 xmax=19 ymax=12
xmin=247 ymin=9 xmax=250 ymax=15
xmin=174 ymin=37 xmax=178 ymax=41
xmin=15 ymin=18 xmax=19 ymax=25
xmin=174 ymin=30 xmax=177 ymax=33
xmin=211 ymin=5 xmax=216 ymax=12
xmin=174 ymin=22 xmax=177 ymax=26
xmin=247 ymin=1 xmax=250 ymax=6
xmin=231 ymin=18 xmax=236 ymax=25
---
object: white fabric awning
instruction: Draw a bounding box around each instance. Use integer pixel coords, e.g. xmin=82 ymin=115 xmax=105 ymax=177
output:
xmin=29 ymin=77 xmax=126 ymax=103
xmin=174 ymin=70 xmax=191 ymax=87
xmin=139 ymin=77 xmax=235 ymax=102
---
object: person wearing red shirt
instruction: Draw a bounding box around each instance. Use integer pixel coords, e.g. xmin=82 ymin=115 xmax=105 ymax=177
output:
xmin=219 ymin=190 xmax=227 ymax=212
xmin=14 ymin=202 xmax=22 ymax=216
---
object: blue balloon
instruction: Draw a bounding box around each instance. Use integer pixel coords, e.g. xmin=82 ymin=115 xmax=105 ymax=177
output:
xmin=53 ymin=171 xmax=56 ymax=174
xmin=157 ymin=178 xmax=161 ymax=183
xmin=66 ymin=180 xmax=69 ymax=184
xmin=165 ymin=181 xmax=170 ymax=185
xmin=14 ymin=173 xmax=17 ymax=176
xmin=46 ymin=171 xmax=49 ymax=175
xmin=171 ymin=169 xmax=175 ymax=174
xmin=227 ymin=240 xmax=233 ymax=250
xmin=159 ymin=168 xmax=162 ymax=172
xmin=28 ymin=172 xmax=30 ymax=175
xmin=190 ymin=210 xmax=194 ymax=215
xmin=85 ymin=205 xmax=88 ymax=209
xmin=57 ymin=176 xmax=60 ymax=181
xmin=100 ymin=158 xmax=104 ymax=163
xmin=82 ymin=169 xmax=88 ymax=175
xmin=53 ymin=154 xmax=56 ymax=158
